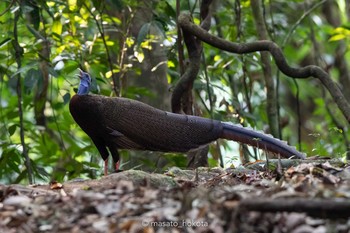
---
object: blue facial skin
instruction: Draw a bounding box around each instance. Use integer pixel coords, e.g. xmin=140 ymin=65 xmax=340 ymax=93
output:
xmin=77 ymin=70 xmax=91 ymax=95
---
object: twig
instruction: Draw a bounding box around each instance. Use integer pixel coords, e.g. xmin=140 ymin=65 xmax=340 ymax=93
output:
xmin=0 ymin=0 xmax=15 ymax=16
xmin=293 ymin=79 xmax=302 ymax=150
xmin=282 ymin=0 xmax=328 ymax=47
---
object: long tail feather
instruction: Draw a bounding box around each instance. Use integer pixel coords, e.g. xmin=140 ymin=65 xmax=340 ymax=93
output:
xmin=221 ymin=123 xmax=305 ymax=159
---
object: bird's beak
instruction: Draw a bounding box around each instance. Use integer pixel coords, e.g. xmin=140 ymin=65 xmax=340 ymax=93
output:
xmin=77 ymin=68 xmax=84 ymax=79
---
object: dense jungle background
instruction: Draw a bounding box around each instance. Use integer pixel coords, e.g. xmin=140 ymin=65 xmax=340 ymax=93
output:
xmin=0 ymin=0 xmax=350 ymax=184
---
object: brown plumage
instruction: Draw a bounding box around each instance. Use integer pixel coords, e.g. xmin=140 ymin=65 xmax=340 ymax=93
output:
xmin=69 ymin=70 xmax=305 ymax=175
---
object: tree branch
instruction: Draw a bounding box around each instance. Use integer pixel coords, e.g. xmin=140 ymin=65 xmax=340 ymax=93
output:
xmin=178 ymin=13 xmax=350 ymax=123
xmin=238 ymin=198 xmax=350 ymax=219
xmin=171 ymin=0 xmax=212 ymax=114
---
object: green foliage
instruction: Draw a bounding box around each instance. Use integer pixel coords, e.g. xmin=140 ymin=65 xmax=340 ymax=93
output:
xmin=0 ymin=0 xmax=349 ymax=184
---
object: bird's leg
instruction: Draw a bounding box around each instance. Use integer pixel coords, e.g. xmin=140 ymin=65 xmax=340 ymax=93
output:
xmin=115 ymin=160 xmax=120 ymax=171
xmin=92 ymin=140 xmax=110 ymax=176
xmin=103 ymin=158 xmax=119 ymax=175
xmin=108 ymin=145 xmax=120 ymax=172
xmin=104 ymin=159 xmax=109 ymax=176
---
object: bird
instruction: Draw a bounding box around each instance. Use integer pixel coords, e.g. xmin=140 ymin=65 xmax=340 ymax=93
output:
xmin=69 ymin=69 xmax=305 ymax=175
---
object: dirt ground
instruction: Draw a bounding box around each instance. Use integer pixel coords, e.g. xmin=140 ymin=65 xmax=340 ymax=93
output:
xmin=1 ymin=159 xmax=350 ymax=233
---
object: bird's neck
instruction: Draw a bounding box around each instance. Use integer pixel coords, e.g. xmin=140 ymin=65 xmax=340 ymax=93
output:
xmin=77 ymin=83 xmax=89 ymax=95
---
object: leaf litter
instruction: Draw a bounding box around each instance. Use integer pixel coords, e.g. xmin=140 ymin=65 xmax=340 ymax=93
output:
xmin=1 ymin=160 xmax=350 ymax=232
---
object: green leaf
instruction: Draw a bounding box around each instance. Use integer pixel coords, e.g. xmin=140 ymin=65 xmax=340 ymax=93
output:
xmin=329 ymin=34 xmax=346 ymax=41
xmin=1 ymin=148 xmax=21 ymax=173
xmin=152 ymin=20 xmax=167 ymax=38
xmin=163 ymin=1 xmax=176 ymax=18
xmin=0 ymin=38 xmax=11 ymax=48
xmin=25 ymin=23 xmax=45 ymax=40
xmin=52 ymin=19 xmax=63 ymax=35
xmin=6 ymin=110 xmax=19 ymax=120
xmin=24 ymin=0 xmax=40 ymax=30
xmin=91 ymin=0 xmax=101 ymax=10
xmin=8 ymin=124 xmax=17 ymax=136
xmin=137 ymin=23 xmax=151 ymax=46
xmin=24 ymin=69 xmax=40 ymax=93
xmin=63 ymin=93 xmax=71 ymax=105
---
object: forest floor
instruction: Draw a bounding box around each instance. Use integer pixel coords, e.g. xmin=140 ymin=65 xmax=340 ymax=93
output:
xmin=1 ymin=159 xmax=350 ymax=233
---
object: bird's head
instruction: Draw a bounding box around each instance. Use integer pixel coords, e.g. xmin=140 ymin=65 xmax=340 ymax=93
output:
xmin=77 ymin=69 xmax=92 ymax=95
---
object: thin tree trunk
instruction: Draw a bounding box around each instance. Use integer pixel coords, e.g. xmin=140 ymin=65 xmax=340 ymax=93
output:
xmin=13 ymin=11 xmax=33 ymax=184
xmin=251 ymin=0 xmax=279 ymax=139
